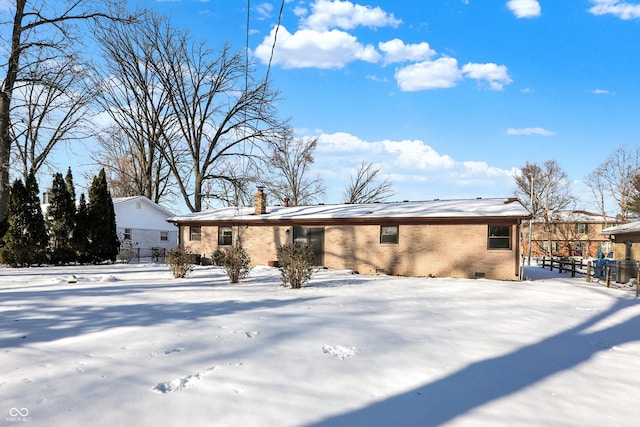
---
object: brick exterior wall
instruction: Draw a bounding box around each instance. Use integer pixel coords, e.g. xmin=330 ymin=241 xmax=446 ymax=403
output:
xmin=523 ymin=220 xmax=615 ymax=258
xmin=179 ymin=222 xmax=520 ymax=281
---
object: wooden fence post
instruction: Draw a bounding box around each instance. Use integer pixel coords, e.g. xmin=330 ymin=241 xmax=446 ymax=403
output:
xmin=571 ymin=259 xmax=576 ymax=278
xmin=606 ymin=266 xmax=611 ymax=288
xmin=586 ymin=261 xmax=592 ymax=283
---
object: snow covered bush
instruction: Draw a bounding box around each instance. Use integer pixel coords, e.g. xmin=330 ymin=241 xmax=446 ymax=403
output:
xmin=166 ymin=246 xmax=195 ymax=278
xmin=218 ymin=245 xmax=251 ymax=284
xmin=276 ymin=243 xmax=315 ymax=289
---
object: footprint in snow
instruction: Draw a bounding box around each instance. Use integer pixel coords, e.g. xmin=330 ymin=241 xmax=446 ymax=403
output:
xmin=150 ymin=348 xmax=184 ymax=357
xmin=322 ymin=345 xmax=359 ymax=359
xmin=150 ymin=366 xmax=217 ymax=394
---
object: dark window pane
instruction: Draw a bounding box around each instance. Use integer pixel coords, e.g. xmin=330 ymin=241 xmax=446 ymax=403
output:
xmin=488 ymin=225 xmax=510 ymax=249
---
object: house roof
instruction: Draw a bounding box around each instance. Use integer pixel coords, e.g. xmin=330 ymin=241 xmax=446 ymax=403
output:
xmin=601 ymin=220 xmax=640 ymax=236
xmin=168 ymin=197 xmax=530 ymax=224
xmin=113 ymin=196 xmax=175 ymax=218
xmin=531 ymin=210 xmax=619 ymax=224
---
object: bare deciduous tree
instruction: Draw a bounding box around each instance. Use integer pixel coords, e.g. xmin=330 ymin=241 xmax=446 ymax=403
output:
xmin=343 ymin=161 xmax=394 ymax=204
xmin=139 ymin=17 xmax=286 ymax=212
xmin=92 ymin=126 xmax=173 ymax=203
xmin=0 ymin=0 xmax=136 ymax=221
xmin=586 ymin=145 xmax=640 ymax=222
xmin=10 ymin=52 xmax=96 ymax=180
xmin=515 ymin=160 xmax=575 ymax=256
xmin=93 ymin=12 xmax=175 ymax=204
xmin=205 ymin=158 xmax=261 ymax=208
xmin=265 ymin=132 xmax=325 ymax=206
xmin=585 ymin=167 xmax=609 ymax=224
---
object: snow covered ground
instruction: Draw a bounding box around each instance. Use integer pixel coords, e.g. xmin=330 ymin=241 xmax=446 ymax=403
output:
xmin=1 ymin=263 xmax=639 ymax=426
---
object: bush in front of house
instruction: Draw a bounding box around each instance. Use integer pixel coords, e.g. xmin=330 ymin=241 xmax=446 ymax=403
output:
xmin=211 ymin=249 xmax=225 ymax=266
xmin=166 ymin=246 xmax=195 ymax=278
xmin=276 ymin=242 xmax=315 ymax=289
xmin=218 ymin=245 xmax=251 ymax=284
xmin=117 ymin=236 xmax=138 ymax=263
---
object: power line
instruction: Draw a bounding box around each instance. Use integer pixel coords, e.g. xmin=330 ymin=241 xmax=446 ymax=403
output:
xmin=265 ymin=0 xmax=286 ymax=85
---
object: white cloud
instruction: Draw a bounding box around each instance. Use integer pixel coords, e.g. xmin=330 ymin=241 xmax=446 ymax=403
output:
xmin=394 ymin=57 xmax=463 ymax=91
xmin=315 ymin=132 xmax=455 ymax=169
xmin=462 ymin=62 xmax=513 ymax=90
xmin=253 ymin=0 xmax=512 ymax=92
xmin=366 ymin=74 xmax=389 ymax=83
xmin=293 ymin=6 xmax=308 ymax=18
xmin=253 ymin=26 xmax=380 ymax=69
xmin=593 ymin=88 xmax=616 ymax=95
xmin=394 ymin=59 xmax=512 ymax=92
xmin=506 ymin=127 xmax=556 ymax=136
xmin=382 ymin=139 xmax=456 ymax=169
xmin=312 ymin=131 xmax=517 ymax=201
xmin=589 ymin=0 xmax=640 ymax=19
xmin=256 ymin=2 xmax=273 ymax=20
xmin=378 ymin=39 xmax=436 ymax=65
xmin=506 ymin=0 xmax=542 ymax=18
xmin=302 ymin=0 xmax=402 ymax=31
xmin=316 ymin=131 xmax=375 ymax=153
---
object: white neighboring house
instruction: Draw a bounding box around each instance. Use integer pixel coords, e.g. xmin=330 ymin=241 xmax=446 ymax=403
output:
xmin=113 ymin=196 xmax=177 ymax=254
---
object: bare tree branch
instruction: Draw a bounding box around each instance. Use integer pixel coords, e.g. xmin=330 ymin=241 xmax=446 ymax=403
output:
xmin=586 ymin=145 xmax=640 ymax=222
xmin=343 ymin=161 xmax=394 ymax=204
xmin=0 ymin=0 xmax=139 ymax=221
xmin=264 ymin=131 xmax=325 ymax=206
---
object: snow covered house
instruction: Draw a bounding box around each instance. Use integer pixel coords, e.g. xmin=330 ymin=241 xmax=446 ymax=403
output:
xmin=113 ymin=196 xmax=177 ymax=253
xmin=167 ymin=189 xmax=530 ymax=280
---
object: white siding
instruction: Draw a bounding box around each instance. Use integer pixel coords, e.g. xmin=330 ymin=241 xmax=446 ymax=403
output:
xmin=114 ymin=197 xmax=177 ymax=250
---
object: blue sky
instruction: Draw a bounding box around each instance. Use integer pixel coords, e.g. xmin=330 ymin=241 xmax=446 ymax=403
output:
xmin=71 ymin=1 xmax=640 ymax=209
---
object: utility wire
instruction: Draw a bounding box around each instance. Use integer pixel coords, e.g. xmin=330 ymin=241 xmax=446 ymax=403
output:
xmin=265 ymin=0 xmax=286 ymax=85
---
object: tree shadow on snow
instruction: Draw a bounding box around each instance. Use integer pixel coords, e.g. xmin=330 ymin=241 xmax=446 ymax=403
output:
xmin=310 ymin=297 xmax=640 ymax=427
xmin=0 ymin=295 xmax=322 ymax=348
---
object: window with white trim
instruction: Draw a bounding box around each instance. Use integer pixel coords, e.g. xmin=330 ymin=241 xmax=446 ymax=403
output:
xmin=380 ymin=225 xmax=399 ymax=244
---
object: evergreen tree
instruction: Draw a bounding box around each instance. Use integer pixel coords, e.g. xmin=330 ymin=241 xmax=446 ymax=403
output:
xmin=1 ymin=179 xmax=29 ymax=266
xmin=72 ymin=193 xmax=91 ymax=264
xmin=88 ymin=169 xmax=119 ymax=263
xmin=24 ymin=171 xmax=49 ymax=265
xmin=65 ymin=167 xmax=76 ymax=206
xmin=629 ymin=175 xmax=640 ymax=219
xmin=46 ymin=172 xmax=75 ymax=264
xmin=1 ymin=172 xmax=48 ymax=266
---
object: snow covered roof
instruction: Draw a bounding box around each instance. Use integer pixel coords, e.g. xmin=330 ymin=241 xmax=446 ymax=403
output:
xmin=601 ymin=220 xmax=640 ymax=236
xmin=532 ymin=210 xmax=619 ymax=224
xmin=168 ymin=197 xmax=530 ymax=223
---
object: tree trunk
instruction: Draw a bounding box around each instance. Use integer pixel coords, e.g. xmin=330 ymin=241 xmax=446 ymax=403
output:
xmin=0 ymin=0 xmax=26 ymax=221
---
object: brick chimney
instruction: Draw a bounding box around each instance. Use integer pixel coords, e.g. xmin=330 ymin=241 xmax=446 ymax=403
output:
xmin=254 ymin=187 xmax=267 ymax=215
xmin=284 ymin=197 xmax=290 ymax=207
